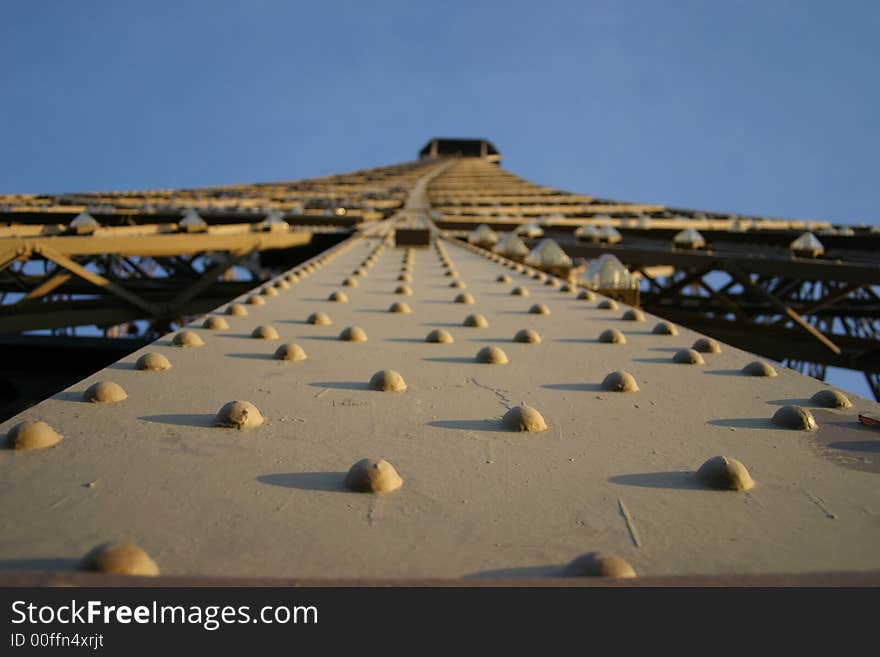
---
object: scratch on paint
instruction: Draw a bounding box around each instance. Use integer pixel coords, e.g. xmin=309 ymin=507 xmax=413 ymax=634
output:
xmin=618 ymin=497 xmax=643 ymax=547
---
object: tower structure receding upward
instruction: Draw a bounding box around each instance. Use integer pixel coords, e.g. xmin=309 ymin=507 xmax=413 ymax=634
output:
xmin=0 ymin=138 xmax=878 ymax=586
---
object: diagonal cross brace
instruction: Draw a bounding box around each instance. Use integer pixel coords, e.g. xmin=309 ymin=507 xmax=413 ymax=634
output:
xmin=36 ymin=245 xmax=160 ymax=315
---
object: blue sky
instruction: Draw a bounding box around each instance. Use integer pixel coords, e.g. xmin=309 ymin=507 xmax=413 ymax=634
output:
xmin=1 ymin=0 xmax=877 ymax=396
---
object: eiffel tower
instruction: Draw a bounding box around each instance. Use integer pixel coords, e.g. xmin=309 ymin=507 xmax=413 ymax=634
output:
xmin=0 ymin=138 xmax=878 ymax=584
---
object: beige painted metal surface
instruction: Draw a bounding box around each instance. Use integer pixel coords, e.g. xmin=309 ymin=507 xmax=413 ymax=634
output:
xmin=1 ymin=226 xmax=879 ymax=579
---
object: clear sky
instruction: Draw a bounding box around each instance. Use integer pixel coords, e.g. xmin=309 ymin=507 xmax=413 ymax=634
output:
xmin=1 ymin=1 xmax=877 ymax=396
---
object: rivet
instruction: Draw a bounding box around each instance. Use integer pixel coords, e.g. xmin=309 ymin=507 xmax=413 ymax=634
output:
xmin=355 ymin=268 xmax=367 ymax=277
xmin=511 ymin=287 xmax=529 ymax=296
xmin=226 ymin=304 xmax=248 ymax=316
xmin=389 ymin=301 xmax=412 ymax=314
xmin=275 ymin=343 xmax=308 ymax=360
xmin=247 ymin=295 xmax=266 ymax=306
xmin=80 ymin=543 xmax=159 ymax=576
xmin=697 ymin=456 xmax=755 ymax=491
xmin=810 ymin=389 xmax=852 ymax=409
xmin=307 ymin=311 xmax=332 ymax=325
xmin=395 ymin=285 xmax=413 ymax=296
xmin=202 ymin=316 xmax=229 ymax=330
xmin=514 ymin=328 xmax=542 ymax=344
xmin=621 ymin=309 xmax=646 ymax=322
xmin=214 ymin=400 xmax=264 ymax=429
xmin=251 ymin=325 xmax=279 ymax=340
xmin=529 ymin=303 xmax=551 ymax=315
xmin=497 ymin=274 xmax=511 ymax=283
xmin=502 ymin=405 xmax=548 ymax=432
xmin=275 ymin=279 xmax=290 ymax=290
xmin=742 ymin=360 xmax=777 ymax=377
xmin=563 ymin=552 xmax=637 ymax=578
xmin=772 ymin=405 xmax=817 ymax=430
xmin=328 ymin=291 xmax=348 ymax=302
xmin=450 ymin=280 xmax=466 ymax=289
xmin=673 ymin=348 xmax=705 ymax=365
xmin=597 ymin=299 xmax=618 ymax=310
xmin=5 ymin=420 xmax=63 ymax=450
xmin=369 ymin=369 xmax=407 ymax=392
xmin=455 ymin=293 xmax=475 ymax=304
xmin=652 ymin=321 xmax=678 ymax=335
xmin=560 ymin=283 xmax=574 ymax=293
xmin=463 ymin=313 xmax=489 ymax=327
xmin=82 ymin=381 xmax=127 ymax=403
xmin=534 ymin=272 xmax=547 ymax=281
xmin=340 ymin=326 xmax=368 ymax=342
xmin=345 ymin=458 xmax=404 ymax=493
xmin=578 ymin=290 xmax=596 ymax=301
xmin=261 ymin=286 xmax=279 ymax=297
xmin=692 ymin=337 xmax=721 ymax=353
xmin=445 ymin=270 xmax=457 ymax=277
xmin=426 ymin=329 xmax=454 ymax=343
xmin=476 ymin=346 xmax=509 ymax=364
xmin=342 ymin=277 xmax=359 ymax=288
xmin=599 ymin=329 xmax=626 ymax=344
xmin=173 ymin=330 xmax=204 ymax=348
xmin=545 ymin=278 xmax=560 ymax=288
xmin=136 ymin=353 xmax=172 ymax=371
xmin=602 ymin=371 xmax=639 ymax=392
xmin=287 ymin=273 xmax=300 ymax=283
xmin=397 ymin=273 xmax=412 ymax=282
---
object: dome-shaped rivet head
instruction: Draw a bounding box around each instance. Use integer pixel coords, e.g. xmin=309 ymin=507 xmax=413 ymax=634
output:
xmin=202 ymin=316 xmax=229 ymax=330
xmin=274 ymin=343 xmax=307 ymax=361
xmin=578 ymin=289 xmax=596 ymax=301
xmin=214 ymin=401 xmax=264 ymax=429
xmin=287 ymin=273 xmax=300 ymax=283
xmin=497 ymin=274 xmax=511 ymax=283
xmin=426 ymin=329 xmax=454 ymax=344
xmin=772 ymin=405 xmax=817 ymax=430
xmin=742 ymin=360 xmax=777 ymax=377
xmin=445 ymin=270 xmax=458 ymax=277
xmin=514 ymin=328 xmax=542 ymax=344
xmin=529 ymin=303 xmax=551 ymax=315
xmin=344 ymin=458 xmax=403 ymax=493
xmin=696 ymin=456 xmax=755 ymax=491
xmin=247 ymin=295 xmax=266 ymax=306
xmin=601 ymin=371 xmax=639 ymax=392
xmin=136 ymin=352 xmax=172 ymax=371
xmin=275 ymin=279 xmax=290 ymax=290
xmin=251 ymin=325 xmax=279 ymax=340
xmin=369 ymin=369 xmax=407 ymax=392
xmin=395 ymin=285 xmax=413 ymax=296
xmin=534 ymin=272 xmax=547 ymax=281
xmin=342 ymin=277 xmax=358 ymax=288
xmin=82 ymin=381 xmax=128 ymax=403
xmin=80 ymin=543 xmax=159 ymax=576
xmin=502 ymin=405 xmax=548 ymax=432
xmin=450 ymin=280 xmax=466 ymax=289
xmin=597 ymin=299 xmax=618 ymax=310
xmin=454 ymin=293 xmax=475 ymax=304
xmin=692 ymin=337 xmax=721 ymax=353
xmin=463 ymin=314 xmax=489 ymax=328
xmin=652 ymin=321 xmax=678 ymax=336
xmin=622 ymin=308 xmax=646 ymax=321
xmin=397 ymin=273 xmax=411 ymax=282
xmin=389 ymin=301 xmax=412 ymax=314
xmin=673 ymin=348 xmax=705 ymax=365
xmin=563 ymin=552 xmax=637 ymax=579
xmin=339 ymin=326 xmax=368 ymax=342
xmin=328 ymin=291 xmax=348 ymax=303
xmin=355 ymin=268 xmax=367 ymax=277
xmin=560 ymin=283 xmax=574 ymax=293
xmin=261 ymin=286 xmax=279 ymax=297
xmin=511 ymin=287 xmax=529 ymax=296
xmin=810 ymin=389 xmax=852 ymax=409
xmin=545 ymin=278 xmax=560 ymax=288
xmin=173 ymin=330 xmax=204 ymax=347
xmin=599 ymin=329 xmax=626 ymax=344
xmin=476 ymin=346 xmax=509 ymax=364
xmin=5 ymin=420 xmax=63 ymax=450
xmin=226 ymin=303 xmax=248 ymax=316
xmin=307 ymin=311 xmax=332 ymax=325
